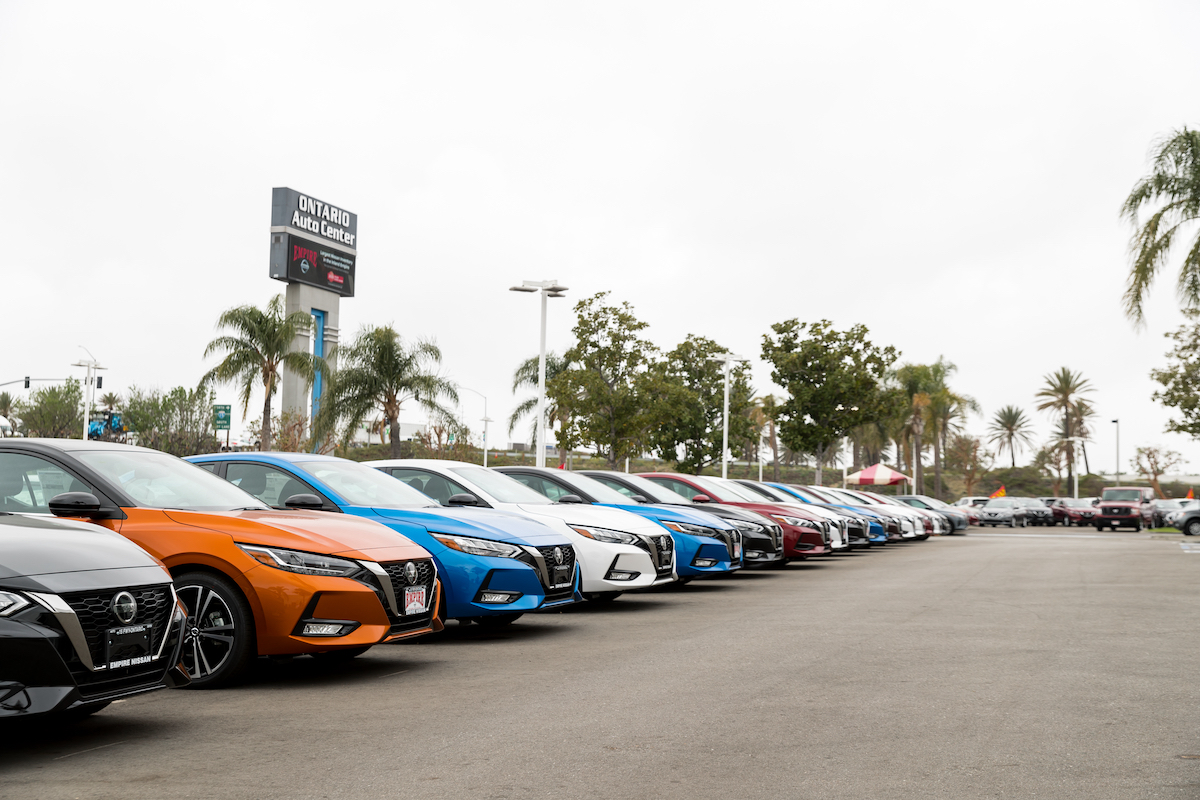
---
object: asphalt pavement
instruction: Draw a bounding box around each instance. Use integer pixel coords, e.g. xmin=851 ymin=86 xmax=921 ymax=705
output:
xmin=5 ymin=529 xmax=1200 ymax=800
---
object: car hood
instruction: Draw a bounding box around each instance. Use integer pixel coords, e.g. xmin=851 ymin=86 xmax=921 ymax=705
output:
xmin=162 ymin=508 xmax=430 ymax=561
xmin=368 ymin=506 xmax=567 ymax=546
xmin=513 ymin=503 xmax=666 ymax=536
xmin=1100 ymin=500 xmax=1140 ymax=508
xmin=599 ymin=503 xmax=735 ymax=530
xmin=0 ymin=514 xmax=164 ymax=580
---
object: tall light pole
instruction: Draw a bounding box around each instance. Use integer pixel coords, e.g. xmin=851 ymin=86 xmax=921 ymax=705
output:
xmin=1112 ymin=419 xmax=1120 ymax=484
xmin=71 ymin=347 xmax=105 ymax=441
xmin=460 ymin=386 xmax=490 ymax=467
xmin=509 ymin=280 xmax=568 ymax=468
xmin=709 ymin=353 xmax=749 ymax=479
xmin=1067 ymin=437 xmax=1084 ymax=498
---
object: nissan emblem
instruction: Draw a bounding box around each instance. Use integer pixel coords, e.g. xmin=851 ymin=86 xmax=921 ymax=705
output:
xmin=111 ymin=591 xmax=138 ymax=625
xmin=404 ymin=562 xmax=419 ymax=584
xmin=553 ymin=547 xmax=564 ymax=565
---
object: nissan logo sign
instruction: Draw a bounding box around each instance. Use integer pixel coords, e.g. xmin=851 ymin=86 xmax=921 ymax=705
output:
xmin=553 ymin=547 xmax=564 ymax=565
xmin=111 ymin=591 xmax=138 ymax=625
xmin=404 ymin=562 xmax=419 ymax=584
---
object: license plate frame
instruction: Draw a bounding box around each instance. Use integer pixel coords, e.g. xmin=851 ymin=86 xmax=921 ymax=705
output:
xmin=403 ymin=586 xmax=427 ymax=615
xmin=105 ymin=623 xmax=153 ymax=669
xmin=552 ymin=565 xmax=572 ymax=587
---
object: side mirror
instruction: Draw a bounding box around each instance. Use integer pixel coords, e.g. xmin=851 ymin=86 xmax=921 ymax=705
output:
xmin=48 ymin=492 xmax=103 ymax=519
xmin=447 ymin=493 xmax=481 ymax=507
xmin=631 ymin=494 xmax=648 ymax=504
xmin=283 ymin=493 xmax=326 ymax=510
xmin=1092 ymin=499 xmax=1100 ymax=506
xmin=557 ymin=494 xmax=585 ymax=504
xmin=692 ymin=494 xmax=712 ymax=504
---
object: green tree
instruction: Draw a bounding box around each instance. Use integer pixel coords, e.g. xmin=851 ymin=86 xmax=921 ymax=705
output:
xmin=0 ymin=392 xmax=12 ymax=419
xmin=314 ymin=325 xmax=458 ymax=459
xmin=202 ymin=294 xmax=326 ymax=452
xmin=761 ymin=319 xmax=899 ymax=486
xmin=946 ymin=434 xmax=993 ymax=497
xmin=552 ymin=293 xmax=659 ymax=469
xmin=507 ymin=352 xmax=573 ymax=467
xmin=988 ymin=405 xmax=1037 ymax=468
xmin=123 ymin=385 xmax=220 ymax=456
xmin=1151 ymin=310 xmax=1200 ymax=439
xmin=894 ymin=363 xmax=935 ymax=493
xmin=1035 ymin=367 xmax=1094 ymax=490
xmin=16 ymin=379 xmax=83 ymax=438
xmin=1121 ymin=128 xmax=1200 ymax=324
xmin=756 ymin=394 xmax=782 ymax=481
xmin=644 ymin=335 xmax=754 ymax=474
xmin=99 ymin=392 xmax=121 ymax=411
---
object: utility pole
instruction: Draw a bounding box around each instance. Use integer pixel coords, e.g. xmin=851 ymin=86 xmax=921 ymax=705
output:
xmin=1112 ymin=419 xmax=1120 ymax=484
xmin=71 ymin=348 xmax=105 ymax=441
xmin=509 ymin=280 xmax=568 ymax=468
xmin=709 ymin=353 xmax=749 ymax=479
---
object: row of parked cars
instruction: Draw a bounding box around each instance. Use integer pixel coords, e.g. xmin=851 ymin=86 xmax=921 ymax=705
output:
xmin=0 ymin=438 xmax=971 ymax=721
xmin=955 ymin=487 xmax=1193 ymax=531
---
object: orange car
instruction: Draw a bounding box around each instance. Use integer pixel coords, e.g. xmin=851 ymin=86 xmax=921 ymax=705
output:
xmin=0 ymin=440 xmax=442 ymax=687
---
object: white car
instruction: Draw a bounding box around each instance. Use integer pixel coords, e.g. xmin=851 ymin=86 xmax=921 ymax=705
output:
xmin=817 ymin=487 xmax=921 ymax=538
xmin=365 ymin=459 xmax=677 ymax=600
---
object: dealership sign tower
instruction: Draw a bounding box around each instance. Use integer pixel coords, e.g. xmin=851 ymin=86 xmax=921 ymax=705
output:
xmin=269 ymin=187 xmax=357 ymax=426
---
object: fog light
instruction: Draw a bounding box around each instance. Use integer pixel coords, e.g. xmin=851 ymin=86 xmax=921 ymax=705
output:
xmin=605 ymin=570 xmax=639 ymax=581
xmin=692 ymin=558 xmax=718 ymax=567
xmin=479 ymin=592 xmax=520 ymax=604
xmin=746 ymin=550 xmax=764 ymax=558
xmin=302 ymin=623 xmax=345 ymax=636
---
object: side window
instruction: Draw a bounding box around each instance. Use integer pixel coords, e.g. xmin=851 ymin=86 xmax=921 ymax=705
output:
xmin=648 ymin=477 xmax=699 ymax=500
xmin=388 ymin=468 xmax=470 ymax=506
xmin=591 ymin=476 xmax=637 ymax=499
xmin=193 ymin=463 xmax=218 ymax=473
xmin=226 ymin=463 xmax=316 ymax=508
xmin=506 ymin=473 xmax=575 ymax=502
xmin=0 ymin=453 xmax=93 ymax=514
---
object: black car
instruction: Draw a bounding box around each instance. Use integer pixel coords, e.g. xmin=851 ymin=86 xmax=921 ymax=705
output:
xmin=1013 ymin=497 xmax=1055 ymax=526
xmin=0 ymin=512 xmax=188 ymax=719
xmin=579 ymin=470 xmax=786 ymax=566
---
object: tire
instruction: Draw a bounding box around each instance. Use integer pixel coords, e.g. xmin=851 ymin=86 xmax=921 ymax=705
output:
xmin=583 ymin=592 xmax=622 ymax=603
xmin=1009 ymin=518 xmax=1016 ymax=528
xmin=474 ymin=613 xmax=524 ymax=628
xmin=1133 ymin=519 xmax=1143 ymax=532
xmin=1185 ymin=519 xmax=1200 ymax=537
xmin=310 ymin=646 xmax=371 ymax=662
xmin=175 ymin=571 xmax=257 ymax=689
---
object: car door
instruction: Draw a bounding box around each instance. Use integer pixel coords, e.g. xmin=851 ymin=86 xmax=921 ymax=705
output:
xmin=382 ymin=467 xmax=486 ymax=507
xmin=0 ymin=450 xmax=123 ymax=530
xmin=214 ymin=461 xmax=337 ymax=511
xmin=502 ymin=471 xmax=583 ymax=503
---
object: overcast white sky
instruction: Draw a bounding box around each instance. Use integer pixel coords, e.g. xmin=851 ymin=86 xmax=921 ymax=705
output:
xmin=3 ymin=1 xmax=1200 ymax=476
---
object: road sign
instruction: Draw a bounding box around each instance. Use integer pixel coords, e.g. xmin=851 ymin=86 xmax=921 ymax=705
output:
xmin=213 ymin=405 xmax=231 ymax=431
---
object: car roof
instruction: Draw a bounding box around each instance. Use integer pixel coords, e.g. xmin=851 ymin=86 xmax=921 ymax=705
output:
xmin=365 ymin=459 xmax=478 ymax=469
xmin=189 ymin=451 xmax=345 ymax=463
xmin=0 ymin=438 xmax=160 ymax=455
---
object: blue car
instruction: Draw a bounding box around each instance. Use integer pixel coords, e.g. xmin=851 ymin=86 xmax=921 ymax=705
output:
xmin=493 ymin=466 xmax=740 ymax=577
xmin=185 ymin=452 xmax=581 ymax=625
xmin=767 ymin=483 xmax=889 ymax=544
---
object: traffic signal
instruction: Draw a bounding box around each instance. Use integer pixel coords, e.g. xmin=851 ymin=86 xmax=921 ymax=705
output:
xmin=96 ymin=376 xmax=103 ymax=389
xmin=23 ymin=377 xmax=29 ymax=389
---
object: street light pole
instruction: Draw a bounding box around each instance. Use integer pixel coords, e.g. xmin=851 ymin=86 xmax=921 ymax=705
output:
xmin=1112 ymin=419 xmax=1120 ymax=485
xmin=509 ymin=280 xmax=568 ymax=468
xmin=71 ymin=347 xmax=105 ymax=441
xmin=709 ymin=353 xmax=749 ymax=479
xmin=1067 ymin=437 xmax=1084 ymax=498
xmin=460 ymin=386 xmax=490 ymax=467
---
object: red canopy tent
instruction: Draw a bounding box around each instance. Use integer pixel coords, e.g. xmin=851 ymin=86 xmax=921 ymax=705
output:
xmin=844 ymin=463 xmax=911 ymax=486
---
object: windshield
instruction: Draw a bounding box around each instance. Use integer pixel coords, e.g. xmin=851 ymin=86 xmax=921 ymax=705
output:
xmin=556 ymin=472 xmax=639 ymax=505
xmin=296 ymin=460 xmax=435 ymax=507
xmin=745 ymin=483 xmax=795 ymax=502
xmin=701 ymin=476 xmax=767 ymax=502
xmin=450 ymin=467 xmax=552 ymax=504
xmin=76 ymin=450 xmax=267 ymax=511
xmin=1155 ymin=499 xmax=1183 ymax=509
xmin=816 ymin=487 xmax=864 ymax=505
xmin=1063 ymin=498 xmax=1094 ymax=508
xmin=1102 ymin=489 xmax=1143 ymax=502
xmin=985 ymin=498 xmax=1014 ymax=508
xmin=594 ymin=473 xmax=691 ymax=504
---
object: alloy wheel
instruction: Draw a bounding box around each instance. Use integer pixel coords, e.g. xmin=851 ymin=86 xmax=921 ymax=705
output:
xmin=177 ymin=582 xmax=237 ymax=682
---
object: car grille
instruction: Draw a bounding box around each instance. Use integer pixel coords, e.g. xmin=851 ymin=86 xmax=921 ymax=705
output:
xmin=379 ymin=559 xmax=437 ymax=634
xmin=58 ymin=584 xmax=175 ymax=697
xmin=633 ymin=534 xmax=675 ymax=575
xmin=1102 ymin=507 xmax=1131 ymax=516
xmin=533 ymin=544 xmax=577 ymax=602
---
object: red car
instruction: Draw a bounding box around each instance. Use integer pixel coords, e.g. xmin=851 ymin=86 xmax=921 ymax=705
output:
xmin=638 ymin=473 xmax=831 ymax=559
xmin=1094 ymin=486 xmax=1156 ymax=531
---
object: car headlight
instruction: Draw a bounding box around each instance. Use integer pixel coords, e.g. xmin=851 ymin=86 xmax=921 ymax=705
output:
xmin=772 ymin=515 xmax=818 ymax=528
xmin=432 ymin=533 xmax=524 ymax=559
xmin=731 ymin=519 xmax=765 ymax=533
xmin=0 ymin=591 xmax=30 ymax=617
xmin=569 ymin=525 xmax=639 ymax=544
xmin=659 ymin=521 xmax=719 ymax=538
xmin=237 ymin=544 xmax=361 ymax=577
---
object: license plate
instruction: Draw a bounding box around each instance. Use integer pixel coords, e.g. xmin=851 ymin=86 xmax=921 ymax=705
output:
xmin=661 ymin=553 xmax=672 ymax=567
xmin=403 ymin=586 xmax=427 ymax=615
xmin=106 ymin=623 xmax=152 ymax=669
xmin=552 ymin=565 xmax=571 ymax=587
xmin=734 ymin=542 xmax=742 ymax=559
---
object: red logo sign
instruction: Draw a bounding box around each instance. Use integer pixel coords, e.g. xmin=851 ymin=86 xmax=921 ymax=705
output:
xmin=293 ymin=244 xmax=319 ymax=264
xmin=326 ymin=271 xmax=344 ymax=285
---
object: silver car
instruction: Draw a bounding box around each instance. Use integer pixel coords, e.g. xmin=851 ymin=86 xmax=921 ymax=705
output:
xmin=979 ymin=498 xmax=1028 ymax=527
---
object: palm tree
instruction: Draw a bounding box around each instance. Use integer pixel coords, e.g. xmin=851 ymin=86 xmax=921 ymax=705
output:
xmin=895 ymin=364 xmax=935 ymax=491
xmin=921 ymin=358 xmax=980 ymax=499
xmin=202 ymin=294 xmax=326 ymax=452
xmin=988 ymin=405 xmax=1036 ymax=468
xmin=756 ymin=394 xmax=781 ymax=481
xmin=315 ymin=326 xmax=458 ymax=459
xmin=0 ymin=392 xmax=11 ymax=419
xmin=99 ymin=392 xmax=121 ymax=411
xmin=1121 ymin=128 xmax=1200 ymax=325
xmin=1035 ymin=368 xmax=1094 ymax=488
xmin=507 ymin=352 xmax=572 ymax=467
